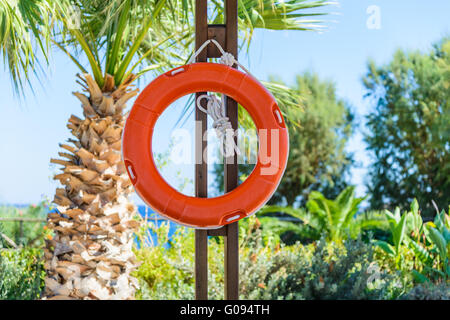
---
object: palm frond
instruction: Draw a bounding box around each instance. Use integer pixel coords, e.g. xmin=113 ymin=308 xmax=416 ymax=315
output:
xmin=0 ymin=0 xmax=55 ymax=93
xmin=49 ymin=0 xmax=191 ymax=87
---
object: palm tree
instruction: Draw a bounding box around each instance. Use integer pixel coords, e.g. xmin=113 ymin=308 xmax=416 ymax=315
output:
xmin=0 ymin=0 xmax=55 ymax=92
xmin=2 ymin=0 xmax=335 ymax=299
xmin=43 ymin=0 xmax=190 ymax=300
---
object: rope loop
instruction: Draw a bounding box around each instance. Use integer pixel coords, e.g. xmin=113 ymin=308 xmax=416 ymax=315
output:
xmin=189 ymin=39 xmax=253 ymax=157
xmin=196 ymin=94 xmax=240 ymax=157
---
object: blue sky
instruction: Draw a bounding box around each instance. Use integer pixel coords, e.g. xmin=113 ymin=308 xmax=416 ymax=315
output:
xmin=0 ymin=0 xmax=449 ymax=205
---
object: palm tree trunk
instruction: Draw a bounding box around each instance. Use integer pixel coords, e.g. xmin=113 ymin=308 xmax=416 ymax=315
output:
xmin=44 ymin=73 xmax=140 ymax=300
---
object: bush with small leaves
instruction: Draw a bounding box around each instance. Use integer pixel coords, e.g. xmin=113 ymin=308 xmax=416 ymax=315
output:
xmin=241 ymin=235 xmax=405 ymax=300
xmin=0 ymin=248 xmax=45 ymax=300
xmin=401 ymin=282 xmax=450 ymax=300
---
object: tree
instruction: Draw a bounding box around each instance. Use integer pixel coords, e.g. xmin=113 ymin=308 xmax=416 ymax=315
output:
xmin=42 ymin=0 xmax=189 ymax=300
xmin=2 ymin=0 xmax=335 ymax=299
xmin=363 ymin=38 xmax=450 ymax=217
xmin=214 ymin=72 xmax=354 ymax=206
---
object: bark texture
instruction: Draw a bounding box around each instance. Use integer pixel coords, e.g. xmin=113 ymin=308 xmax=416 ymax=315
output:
xmin=44 ymin=73 xmax=141 ymax=300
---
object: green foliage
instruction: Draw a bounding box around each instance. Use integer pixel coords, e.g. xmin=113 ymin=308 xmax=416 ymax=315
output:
xmin=0 ymin=204 xmax=47 ymax=300
xmin=241 ymin=236 xmax=404 ymax=300
xmin=274 ymin=73 xmax=354 ymax=205
xmin=374 ymin=199 xmax=450 ymax=283
xmin=0 ymin=201 xmax=447 ymax=300
xmin=410 ymin=208 xmax=450 ymax=283
xmin=2 ymin=0 xmax=332 ymax=90
xmin=2 ymin=0 xmax=333 ymax=88
xmin=0 ymin=0 xmax=55 ymax=93
xmin=363 ymin=37 xmax=450 ymax=216
xmin=0 ymin=202 xmax=49 ymax=248
xmin=260 ymin=186 xmax=388 ymax=243
xmin=133 ymin=215 xmax=412 ymax=300
xmin=0 ymin=248 xmax=45 ymax=300
xmin=213 ymin=72 xmax=354 ymax=204
xmin=401 ymin=282 xmax=450 ymax=300
xmin=133 ymin=219 xmax=225 ymax=300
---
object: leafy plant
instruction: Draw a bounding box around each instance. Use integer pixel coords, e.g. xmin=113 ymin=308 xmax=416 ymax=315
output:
xmin=374 ymin=207 xmax=409 ymax=265
xmin=260 ymin=186 xmax=387 ymax=242
xmin=0 ymin=0 xmax=56 ymax=92
xmin=0 ymin=248 xmax=45 ymax=300
xmin=133 ymin=214 xmax=410 ymax=300
xmin=133 ymin=218 xmax=227 ymax=300
xmin=375 ymin=199 xmax=450 ymax=283
xmin=409 ymin=207 xmax=449 ymax=283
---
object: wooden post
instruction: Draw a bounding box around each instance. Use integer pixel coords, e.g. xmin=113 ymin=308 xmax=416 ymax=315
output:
xmin=223 ymin=0 xmax=239 ymax=300
xmin=194 ymin=0 xmax=209 ymax=301
xmin=19 ymin=220 xmax=24 ymax=242
xmin=194 ymin=0 xmax=239 ymax=300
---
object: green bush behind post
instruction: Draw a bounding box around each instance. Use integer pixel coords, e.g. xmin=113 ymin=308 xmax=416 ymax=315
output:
xmin=0 ymin=202 xmax=447 ymax=300
xmin=133 ymin=210 xmax=448 ymax=300
xmin=133 ymin=216 xmax=408 ymax=300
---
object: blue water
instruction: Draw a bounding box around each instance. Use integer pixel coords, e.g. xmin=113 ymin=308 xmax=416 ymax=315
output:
xmin=136 ymin=205 xmax=180 ymax=248
xmin=10 ymin=203 xmax=180 ymax=247
xmin=47 ymin=204 xmax=180 ymax=248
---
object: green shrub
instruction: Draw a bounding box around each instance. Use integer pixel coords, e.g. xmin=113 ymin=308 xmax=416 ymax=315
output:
xmin=0 ymin=248 xmax=45 ymax=300
xmin=241 ymin=236 xmax=405 ymax=300
xmin=134 ymin=216 xmax=405 ymax=300
xmin=374 ymin=199 xmax=450 ymax=283
xmin=401 ymin=282 xmax=450 ymax=300
xmin=134 ymin=216 xmax=284 ymax=300
xmin=259 ymin=186 xmax=389 ymax=243
xmin=133 ymin=220 xmax=226 ymax=300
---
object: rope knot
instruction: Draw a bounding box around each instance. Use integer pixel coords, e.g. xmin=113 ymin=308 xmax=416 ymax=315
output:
xmin=220 ymin=52 xmax=236 ymax=67
xmin=196 ymin=94 xmax=240 ymax=157
xmin=189 ymin=38 xmax=252 ymax=158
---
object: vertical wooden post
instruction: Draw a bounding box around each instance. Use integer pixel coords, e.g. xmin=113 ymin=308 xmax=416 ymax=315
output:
xmin=223 ymin=0 xmax=239 ymax=301
xmin=194 ymin=0 xmax=239 ymax=301
xmin=19 ymin=220 xmax=24 ymax=243
xmin=194 ymin=0 xmax=209 ymax=301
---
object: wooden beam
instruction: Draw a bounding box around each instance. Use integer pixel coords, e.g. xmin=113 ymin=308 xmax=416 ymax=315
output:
xmin=194 ymin=0 xmax=240 ymax=301
xmin=194 ymin=0 xmax=209 ymax=301
xmin=207 ymin=227 xmax=227 ymax=237
xmin=207 ymin=24 xmax=226 ymax=58
xmin=224 ymin=0 xmax=239 ymax=301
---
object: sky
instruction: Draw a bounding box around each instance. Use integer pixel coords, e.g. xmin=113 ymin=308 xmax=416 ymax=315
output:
xmin=0 ymin=0 xmax=449 ymax=205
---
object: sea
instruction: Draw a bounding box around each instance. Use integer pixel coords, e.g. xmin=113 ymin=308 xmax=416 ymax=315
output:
xmin=136 ymin=205 xmax=180 ymax=247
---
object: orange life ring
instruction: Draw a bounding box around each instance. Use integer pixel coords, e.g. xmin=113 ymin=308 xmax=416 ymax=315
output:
xmin=122 ymin=63 xmax=289 ymax=228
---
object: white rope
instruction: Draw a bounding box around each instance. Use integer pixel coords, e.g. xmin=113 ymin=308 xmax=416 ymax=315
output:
xmin=196 ymin=94 xmax=240 ymax=157
xmin=189 ymin=39 xmax=251 ymax=157
xmin=187 ymin=39 xmax=251 ymax=74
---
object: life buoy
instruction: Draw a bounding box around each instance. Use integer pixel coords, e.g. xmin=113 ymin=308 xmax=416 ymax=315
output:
xmin=122 ymin=63 xmax=289 ymax=228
